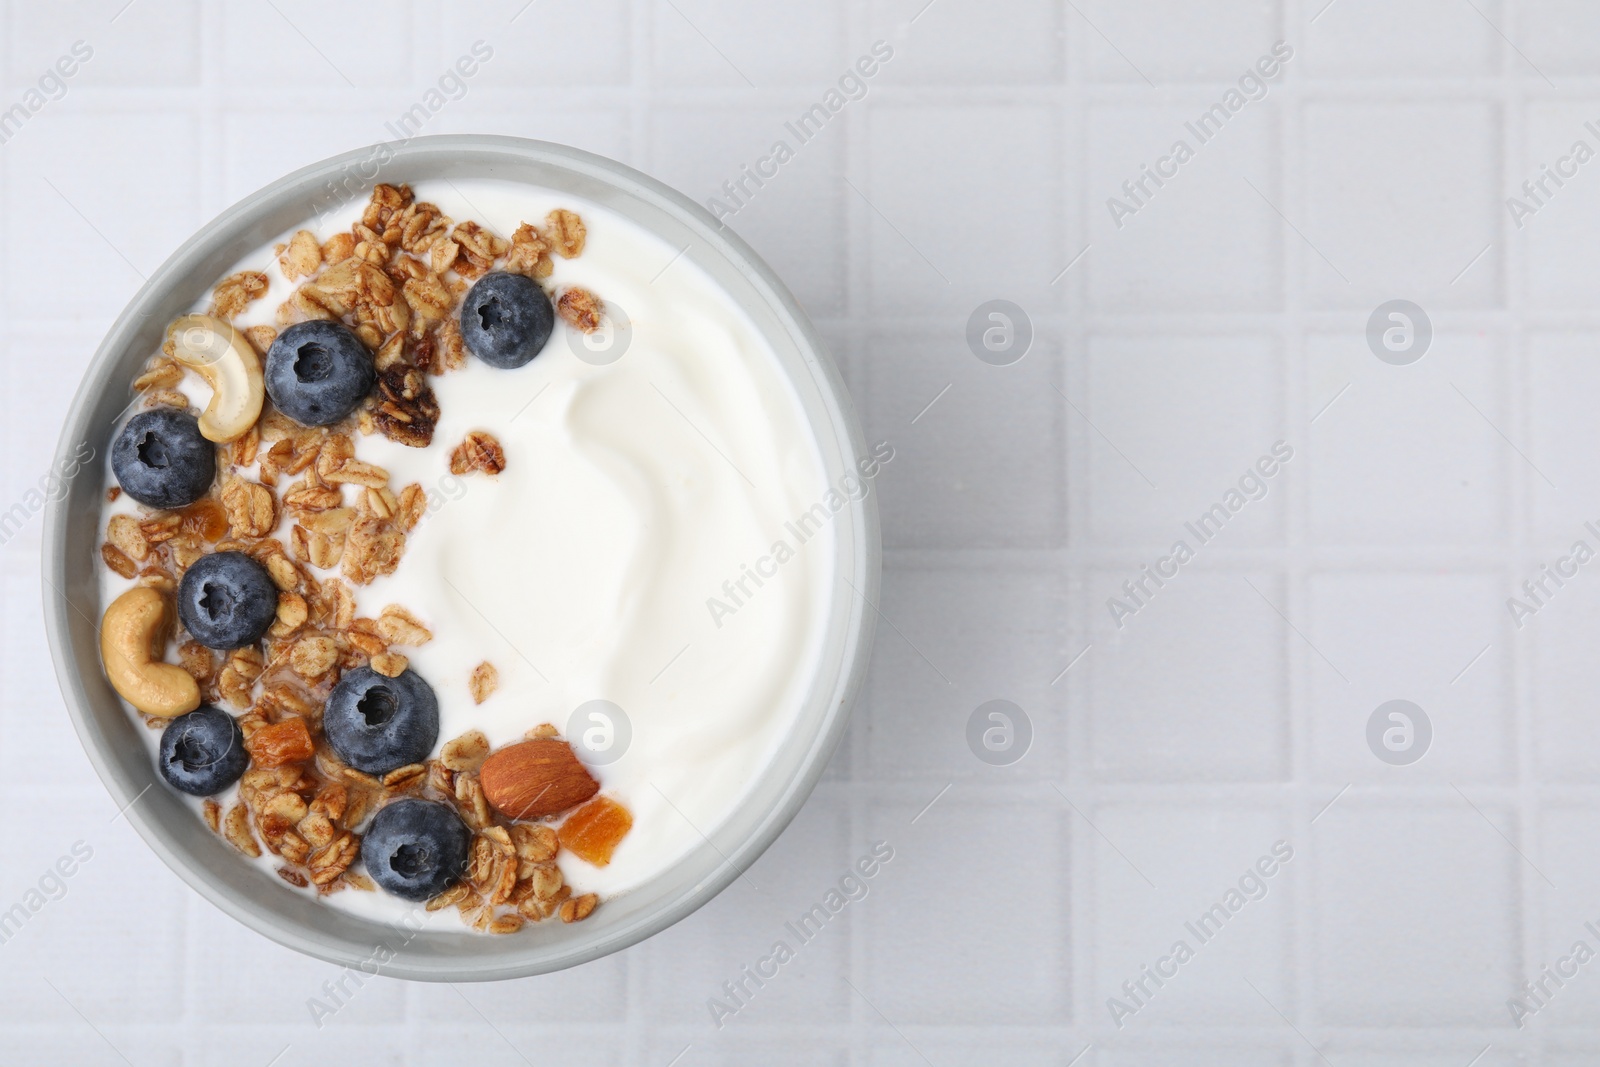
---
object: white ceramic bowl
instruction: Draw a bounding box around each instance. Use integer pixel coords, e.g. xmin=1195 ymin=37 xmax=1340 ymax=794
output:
xmin=42 ymin=136 xmax=879 ymax=981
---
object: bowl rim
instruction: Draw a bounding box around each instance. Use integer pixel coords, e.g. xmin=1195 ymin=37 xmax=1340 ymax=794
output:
xmin=42 ymin=134 xmax=880 ymax=981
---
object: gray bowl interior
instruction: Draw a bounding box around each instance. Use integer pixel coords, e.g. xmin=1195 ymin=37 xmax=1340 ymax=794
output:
xmin=42 ymin=136 xmax=879 ymax=981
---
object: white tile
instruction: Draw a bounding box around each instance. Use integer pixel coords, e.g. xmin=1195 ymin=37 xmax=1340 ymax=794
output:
xmin=1311 ymin=803 xmax=1520 ymax=1026
xmin=0 ymin=324 xmax=102 ymax=557
xmin=431 ymin=106 xmax=631 ymax=166
xmin=414 ymin=1025 xmax=625 ymax=1066
xmin=222 ymin=106 xmax=632 ymax=207
xmin=1518 ymin=105 xmax=1600 ymax=309
xmin=4 ymin=112 xmax=198 ymax=320
xmin=1521 ymin=0 xmax=1600 ymax=77
xmin=1552 ymin=1049 xmax=1600 ymax=1067
xmin=860 ymin=330 xmax=1065 ymax=549
xmin=1085 ymin=333 xmax=1286 ymax=547
xmin=441 ymin=0 xmax=631 ymax=87
xmin=1306 ymin=331 xmax=1506 ymax=546
xmin=870 ymin=1036 xmax=1067 ymax=1067
xmin=1075 ymin=0 xmax=1283 ymax=83
xmin=639 ymin=799 xmax=851 ymax=1024
xmin=859 ymin=800 xmax=1069 ymax=1023
xmin=188 ymin=901 xmax=408 ymax=1024
xmin=1300 ymin=0 xmax=1499 ymax=78
xmin=1089 ymin=805 xmax=1293 ymax=1027
xmin=1086 ymin=100 xmax=1282 ymax=313
xmin=1530 ymin=579 xmax=1600 ymax=782
xmin=650 ymin=106 xmax=845 ymax=316
xmin=870 ymin=0 xmax=1062 ymax=84
xmin=863 ymin=103 xmax=1062 ymax=313
xmin=651 ymin=0 xmax=845 ymax=87
xmin=1303 ymin=102 xmax=1501 ymax=309
xmin=1531 ymin=807 xmax=1600 ymax=1027
xmin=413 ymin=951 xmax=626 ymax=1023
xmin=1 ymin=556 xmax=108 ymax=790
xmin=1306 ymin=570 xmax=1512 ymax=783
xmin=1086 ymin=570 xmax=1289 ymax=783
xmin=862 ymin=567 xmax=1067 ymax=778
xmin=221 ymin=111 xmax=395 ymax=205
xmin=203 ymin=1029 xmax=406 ymax=1066
xmin=682 ymin=1037 xmax=849 ymax=1066
xmin=1094 ymin=1047 xmax=1290 ymax=1067
xmin=1529 ymin=332 xmax=1600 ymax=541
xmin=0 ymin=797 xmax=186 ymax=1024
xmin=1310 ymin=1048 xmax=1522 ymax=1067
xmin=0 ymin=1030 xmax=180 ymax=1067
xmin=9 ymin=2 xmax=199 ymax=86
xmin=222 ymin=0 xmax=412 ymax=89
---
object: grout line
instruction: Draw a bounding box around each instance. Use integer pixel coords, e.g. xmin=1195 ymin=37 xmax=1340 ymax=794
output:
xmin=1061 ymin=7 xmax=1094 ymax=1041
xmin=1496 ymin=9 xmax=1542 ymax=1057
xmin=1274 ymin=14 xmax=1319 ymax=1044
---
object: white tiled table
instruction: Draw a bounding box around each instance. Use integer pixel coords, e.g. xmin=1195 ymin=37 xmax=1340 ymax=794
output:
xmin=3 ymin=1 xmax=1596 ymax=1063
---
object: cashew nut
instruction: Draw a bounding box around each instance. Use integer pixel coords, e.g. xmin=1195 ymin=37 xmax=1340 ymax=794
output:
xmin=166 ymin=314 xmax=264 ymax=443
xmin=100 ymin=586 xmax=201 ymax=718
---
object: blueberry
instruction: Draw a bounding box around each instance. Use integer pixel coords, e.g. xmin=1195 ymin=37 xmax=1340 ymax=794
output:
xmin=110 ymin=408 xmax=216 ymax=510
xmin=158 ymin=705 xmax=248 ymax=796
xmin=264 ymin=320 xmax=376 ymax=426
xmin=361 ymin=798 xmax=471 ymax=901
xmin=177 ymin=551 xmax=278 ymax=650
xmin=324 ymin=666 xmax=439 ymax=776
xmin=460 ymin=271 xmax=554 ymax=369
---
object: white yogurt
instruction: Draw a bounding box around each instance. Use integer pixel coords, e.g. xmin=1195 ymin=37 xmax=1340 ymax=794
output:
xmin=99 ymin=179 xmax=834 ymax=927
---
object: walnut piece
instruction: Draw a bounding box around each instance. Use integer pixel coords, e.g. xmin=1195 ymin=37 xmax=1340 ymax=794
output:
xmin=556 ymin=288 xmax=603 ymax=333
xmin=547 ymin=208 xmax=586 ymax=258
xmin=308 ymin=832 xmax=359 ymax=887
xmin=505 ymin=222 xmax=553 ymax=279
xmin=371 ymin=364 xmax=439 ymax=448
xmin=449 ymin=220 xmax=509 ymax=280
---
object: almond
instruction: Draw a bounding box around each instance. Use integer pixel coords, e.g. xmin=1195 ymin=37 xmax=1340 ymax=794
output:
xmin=478 ymin=739 xmax=598 ymax=820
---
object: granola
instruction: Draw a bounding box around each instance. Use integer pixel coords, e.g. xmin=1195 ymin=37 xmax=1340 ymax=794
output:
xmin=96 ymin=181 xmax=627 ymax=933
xmin=556 ymin=287 xmax=604 ymax=333
xmin=468 ymin=661 xmax=498 ymax=705
xmin=448 ymin=431 xmax=505 ymax=476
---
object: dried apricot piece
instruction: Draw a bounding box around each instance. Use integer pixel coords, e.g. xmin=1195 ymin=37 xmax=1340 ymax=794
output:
xmin=245 ymin=716 xmax=315 ymax=768
xmin=557 ymin=796 xmax=632 ymax=867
